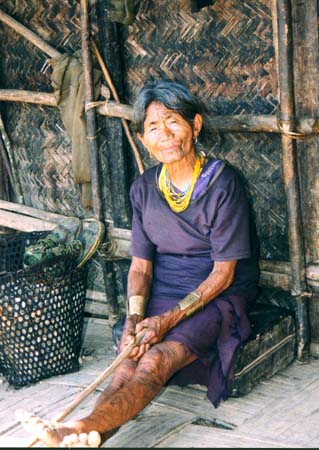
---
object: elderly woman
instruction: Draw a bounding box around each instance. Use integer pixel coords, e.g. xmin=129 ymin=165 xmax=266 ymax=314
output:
xmin=18 ymin=80 xmax=259 ymax=447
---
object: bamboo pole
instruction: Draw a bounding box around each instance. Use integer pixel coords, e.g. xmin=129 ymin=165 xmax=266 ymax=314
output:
xmin=0 ymin=89 xmax=57 ymax=106
xmin=291 ymin=0 xmax=319 ymax=356
xmin=0 ymin=9 xmax=61 ymax=59
xmin=0 ymin=89 xmax=135 ymax=120
xmin=1 ymin=88 xmax=319 ymax=135
xmin=275 ymin=0 xmax=311 ymax=362
xmin=80 ymin=0 xmax=102 ymax=220
xmin=96 ymin=101 xmax=133 ymax=120
xmin=91 ymin=40 xmax=144 ymax=174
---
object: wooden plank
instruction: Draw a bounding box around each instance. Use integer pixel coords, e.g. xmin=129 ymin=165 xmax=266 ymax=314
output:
xmin=153 ymin=386 xmax=251 ymax=427
xmin=155 ymin=424 xmax=302 ymax=448
xmin=238 ymin=377 xmax=319 ymax=441
xmin=0 ymin=209 xmax=55 ymax=232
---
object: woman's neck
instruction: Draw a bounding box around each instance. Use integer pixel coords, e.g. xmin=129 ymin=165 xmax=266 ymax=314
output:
xmin=165 ymin=153 xmax=198 ymax=191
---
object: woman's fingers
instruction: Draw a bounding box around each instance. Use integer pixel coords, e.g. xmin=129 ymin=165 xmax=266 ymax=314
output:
xmin=131 ymin=343 xmax=151 ymax=361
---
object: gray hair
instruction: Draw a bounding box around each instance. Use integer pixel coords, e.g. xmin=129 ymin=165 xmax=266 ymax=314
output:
xmin=132 ymin=80 xmax=208 ymax=136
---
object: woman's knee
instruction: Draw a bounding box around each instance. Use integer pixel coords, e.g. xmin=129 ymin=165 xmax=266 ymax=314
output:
xmin=111 ymin=359 xmax=137 ymax=387
xmin=137 ymin=342 xmax=192 ymax=383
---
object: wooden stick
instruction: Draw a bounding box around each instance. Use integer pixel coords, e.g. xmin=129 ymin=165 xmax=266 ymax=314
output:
xmin=91 ymin=40 xmax=144 ymax=174
xmin=27 ymin=328 xmax=147 ymax=447
xmin=96 ymin=101 xmax=133 ymax=121
xmin=0 ymin=8 xmax=61 ymax=59
xmin=0 ymin=115 xmax=24 ymax=203
xmin=0 ymin=134 xmax=16 ymax=193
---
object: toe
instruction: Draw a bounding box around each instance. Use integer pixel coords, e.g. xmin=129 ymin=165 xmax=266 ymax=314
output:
xmin=88 ymin=431 xmax=101 ymax=447
xmin=79 ymin=433 xmax=89 ymax=445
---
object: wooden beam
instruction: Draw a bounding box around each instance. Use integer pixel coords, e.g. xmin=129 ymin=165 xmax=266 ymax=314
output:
xmin=1 ymin=88 xmax=319 ymax=135
xmin=0 ymin=89 xmax=57 ymax=106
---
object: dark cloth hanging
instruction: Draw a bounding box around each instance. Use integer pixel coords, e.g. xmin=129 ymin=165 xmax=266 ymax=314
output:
xmin=51 ymin=51 xmax=102 ymax=209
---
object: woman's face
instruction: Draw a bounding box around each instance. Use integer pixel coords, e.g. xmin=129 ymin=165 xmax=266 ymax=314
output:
xmin=137 ymin=102 xmax=202 ymax=165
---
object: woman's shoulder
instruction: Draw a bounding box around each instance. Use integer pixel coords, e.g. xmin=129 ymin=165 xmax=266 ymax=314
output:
xmin=199 ymin=158 xmax=246 ymax=200
xmin=205 ymin=158 xmax=243 ymax=184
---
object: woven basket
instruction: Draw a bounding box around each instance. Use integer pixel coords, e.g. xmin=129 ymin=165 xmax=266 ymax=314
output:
xmin=0 ymin=232 xmax=87 ymax=388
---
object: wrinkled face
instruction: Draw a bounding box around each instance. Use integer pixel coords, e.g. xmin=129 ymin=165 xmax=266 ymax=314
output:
xmin=137 ymin=102 xmax=202 ymax=165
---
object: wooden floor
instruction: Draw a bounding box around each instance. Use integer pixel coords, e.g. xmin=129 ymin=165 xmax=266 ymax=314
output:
xmin=1 ymin=316 xmax=319 ymax=448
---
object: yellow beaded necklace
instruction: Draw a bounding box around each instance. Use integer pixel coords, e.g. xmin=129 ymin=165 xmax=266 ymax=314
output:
xmin=158 ymin=154 xmax=204 ymax=213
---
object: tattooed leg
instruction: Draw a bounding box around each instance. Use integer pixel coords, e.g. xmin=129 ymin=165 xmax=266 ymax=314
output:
xmin=18 ymin=341 xmax=195 ymax=447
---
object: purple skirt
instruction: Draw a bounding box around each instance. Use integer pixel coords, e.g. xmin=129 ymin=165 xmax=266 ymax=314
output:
xmin=145 ymin=293 xmax=252 ymax=408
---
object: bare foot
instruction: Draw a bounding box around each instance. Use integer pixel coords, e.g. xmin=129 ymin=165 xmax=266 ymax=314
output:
xmin=16 ymin=409 xmax=101 ymax=448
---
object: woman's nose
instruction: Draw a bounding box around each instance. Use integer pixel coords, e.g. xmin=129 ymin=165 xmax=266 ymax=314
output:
xmin=159 ymin=123 xmax=174 ymax=139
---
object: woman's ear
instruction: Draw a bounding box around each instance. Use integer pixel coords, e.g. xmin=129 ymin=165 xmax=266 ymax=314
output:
xmin=193 ymin=113 xmax=203 ymax=139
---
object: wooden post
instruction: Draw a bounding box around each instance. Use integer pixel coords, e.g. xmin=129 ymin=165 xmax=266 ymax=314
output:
xmin=291 ymin=0 xmax=319 ymax=356
xmin=275 ymin=0 xmax=311 ymax=362
xmin=80 ymin=0 xmax=102 ymax=220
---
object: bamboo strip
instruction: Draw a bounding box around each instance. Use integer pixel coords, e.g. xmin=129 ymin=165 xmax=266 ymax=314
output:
xmin=91 ymin=40 xmax=144 ymax=174
xmin=0 ymin=115 xmax=24 ymax=203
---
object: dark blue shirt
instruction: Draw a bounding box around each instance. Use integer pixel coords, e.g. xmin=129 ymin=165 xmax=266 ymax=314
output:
xmin=130 ymin=159 xmax=260 ymax=298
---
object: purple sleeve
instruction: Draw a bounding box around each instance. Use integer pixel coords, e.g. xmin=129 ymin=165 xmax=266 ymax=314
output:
xmin=129 ymin=181 xmax=155 ymax=260
xmin=210 ymin=170 xmax=251 ymax=261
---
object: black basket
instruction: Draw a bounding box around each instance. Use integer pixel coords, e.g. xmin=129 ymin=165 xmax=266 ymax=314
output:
xmin=0 ymin=231 xmax=87 ymax=388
